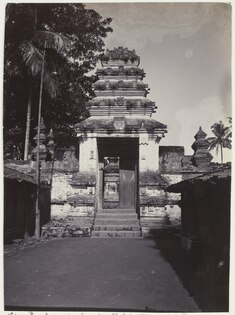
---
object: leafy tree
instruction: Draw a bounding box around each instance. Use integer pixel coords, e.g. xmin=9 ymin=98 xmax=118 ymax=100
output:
xmin=226 ymin=117 xmax=232 ymax=139
xmin=4 ymin=3 xmax=112 ymax=157
xmin=208 ymin=120 xmax=232 ymax=163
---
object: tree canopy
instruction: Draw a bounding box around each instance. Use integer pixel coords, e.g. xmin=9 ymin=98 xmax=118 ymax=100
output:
xmin=4 ymin=3 xmax=112 ymax=154
xmin=208 ymin=120 xmax=232 ymax=163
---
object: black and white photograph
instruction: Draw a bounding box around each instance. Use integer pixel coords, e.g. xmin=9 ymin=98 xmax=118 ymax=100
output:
xmin=2 ymin=1 xmax=232 ymax=313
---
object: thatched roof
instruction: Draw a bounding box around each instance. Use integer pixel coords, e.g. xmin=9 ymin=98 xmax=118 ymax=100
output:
xmin=167 ymin=169 xmax=231 ymax=193
xmin=4 ymin=166 xmax=36 ymax=184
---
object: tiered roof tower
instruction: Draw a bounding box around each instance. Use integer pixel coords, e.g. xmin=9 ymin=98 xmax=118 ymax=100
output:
xmin=74 ymin=47 xmax=168 ymax=231
xmin=75 ymin=47 xmax=167 ymax=175
xmin=77 ymin=47 xmax=166 ymax=129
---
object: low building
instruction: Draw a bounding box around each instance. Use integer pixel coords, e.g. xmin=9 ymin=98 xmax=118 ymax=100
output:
xmin=4 ymin=166 xmax=36 ymax=243
xmin=4 ymin=160 xmax=52 ymax=243
xmin=167 ymin=169 xmax=231 ymax=310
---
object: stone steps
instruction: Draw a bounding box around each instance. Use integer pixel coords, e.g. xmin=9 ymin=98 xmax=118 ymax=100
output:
xmin=93 ymin=224 xmax=140 ymax=231
xmin=94 ymin=218 xmax=140 ymax=225
xmin=91 ymin=230 xmax=141 ymax=238
xmin=91 ymin=208 xmax=142 ymax=238
xmin=95 ymin=213 xmax=138 ymax=220
xmin=98 ymin=208 xmax=136 ymax=214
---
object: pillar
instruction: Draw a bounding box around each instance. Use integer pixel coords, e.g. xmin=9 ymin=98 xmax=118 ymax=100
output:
xmin=139 ymin=134 xmax=148 ymax=172
xmin=139 ymin=134 xmax=159 ymax=172
xmin=146 ymin=139 xmax=159 ymax=171
xmin=79 ymin=135 xmax=98 ymax=172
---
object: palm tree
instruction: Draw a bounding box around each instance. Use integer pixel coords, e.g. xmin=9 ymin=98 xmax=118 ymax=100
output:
xmin=207 ymin=121 xmax=232 ymax=163
xmin=20 ymin=31 xmax=71 ymax=160
xmin=19 ymin=29 xmax=72 ymax=238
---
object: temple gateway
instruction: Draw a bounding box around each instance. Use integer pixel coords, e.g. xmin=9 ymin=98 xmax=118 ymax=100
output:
xmin=41 ymin=47 xmax=217 ymax=238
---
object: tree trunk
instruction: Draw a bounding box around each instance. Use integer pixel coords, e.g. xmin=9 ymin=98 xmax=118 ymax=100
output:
xmin=23 ymin=88 xmax=32 ymax=160
xmin=35 ymin=49 xmax=46 ymax=239
xmin=24 ymin=6 xmax=37 ymax=161
xmin=220 ymin=143 xmax=223 ymax=164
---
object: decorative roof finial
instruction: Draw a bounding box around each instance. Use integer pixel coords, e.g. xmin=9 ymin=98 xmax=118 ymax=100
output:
xmin=191 ymin=127 xmax=213 ymax=168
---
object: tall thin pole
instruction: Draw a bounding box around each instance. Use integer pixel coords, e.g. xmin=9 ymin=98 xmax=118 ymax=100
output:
xmin=24 ymin=86 xmax=32 ymax=160
xmin=35 ymin=49 xmax=46 ymax=239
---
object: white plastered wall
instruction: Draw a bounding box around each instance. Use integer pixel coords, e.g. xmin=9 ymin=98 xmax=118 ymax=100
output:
xmin=139 ymin=134 xmax=159 ymax=172
xmin=79 ymin=135 xmax=98 ymax=172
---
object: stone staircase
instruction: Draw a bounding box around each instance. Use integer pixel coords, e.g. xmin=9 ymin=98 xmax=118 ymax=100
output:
xmin=91 ymin=208 xmax=142 ymax=238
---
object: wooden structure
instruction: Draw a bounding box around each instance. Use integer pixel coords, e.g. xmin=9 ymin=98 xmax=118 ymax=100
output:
xmin=4 ymin=161 xmax=52 ymax=243
xmin=4 ymin=166 xmax=36 ymax=242
xmin=167 ymin=170 xmax=231 ymax=310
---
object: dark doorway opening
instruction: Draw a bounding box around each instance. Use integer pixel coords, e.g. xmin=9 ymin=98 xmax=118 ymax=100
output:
xmin=97 ymin=138 xmax=139 ymax=211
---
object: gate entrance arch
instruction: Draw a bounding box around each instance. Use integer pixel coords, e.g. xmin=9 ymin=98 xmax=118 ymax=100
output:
xmin=97 ymin=137 xmax=139 ymax=210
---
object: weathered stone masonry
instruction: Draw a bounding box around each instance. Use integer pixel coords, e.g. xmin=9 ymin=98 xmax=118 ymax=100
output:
xmin=42 ymin=47 xmax=220 ymax=238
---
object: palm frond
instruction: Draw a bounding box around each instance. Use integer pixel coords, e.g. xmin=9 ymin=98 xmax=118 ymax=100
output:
xmin=33 ymin=31 xmax=73 ymax=56
xmin=221 ymin=126 xmax=230 ymax=137
xmin=222 ymin=137 xmax=232 ymax=149
xmin=43 ymin=70 xmax=58 ymax=99
xmin=207 ymin=137 xmax=216 ymax=142
xmin=19 ymin=40 xmax=43 ymax=76
xmin=208 ymin=139 xmax=219 ymax=151
xmin=211 ymin=121 xmax=224 ymax=138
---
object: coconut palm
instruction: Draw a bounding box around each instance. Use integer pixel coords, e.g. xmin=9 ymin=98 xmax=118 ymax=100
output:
xmin=19 ymin=29 xmax=72 ymax=238
xmin=226 ymin=117 xmax=232 ymax=139
xmin=207 ymin=121 xmax=232 ymax=163
xmin=19 ymin=30 xmax=72 ymax=160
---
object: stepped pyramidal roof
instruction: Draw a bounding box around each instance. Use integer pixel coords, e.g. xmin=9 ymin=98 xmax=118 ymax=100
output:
xmin=75 ymin=47 xmax=167 ymax=136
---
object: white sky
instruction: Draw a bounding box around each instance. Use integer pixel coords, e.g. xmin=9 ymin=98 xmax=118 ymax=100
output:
xmin=86 ymin=2 xmax=232 ymax=162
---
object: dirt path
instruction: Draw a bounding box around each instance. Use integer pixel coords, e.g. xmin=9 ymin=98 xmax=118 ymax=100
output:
xmin=4 ymin=238 xmax=200 ymax=312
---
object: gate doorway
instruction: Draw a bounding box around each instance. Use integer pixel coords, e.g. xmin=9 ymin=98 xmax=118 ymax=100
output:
xmin=97 ymin=138 xmax=139 ymax=210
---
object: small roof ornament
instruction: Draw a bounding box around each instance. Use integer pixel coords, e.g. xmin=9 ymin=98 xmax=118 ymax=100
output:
xmin=194 ymin=126 xmax=207 ymax=140
xmin=191 ymin=126 xmax=212 ymax=168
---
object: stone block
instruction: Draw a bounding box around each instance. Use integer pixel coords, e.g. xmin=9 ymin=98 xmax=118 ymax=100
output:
xmin=159 ymin=146 xmax=184 ymax=172
xmin=116 ymin=231 xmax=125 ymax=237
xmin=52 ymin=230 xmax=57 ymax=237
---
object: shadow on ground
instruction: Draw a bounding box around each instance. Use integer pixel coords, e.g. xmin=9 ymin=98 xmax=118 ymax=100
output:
xmin=153 ymin=232 xmax=229 ymax=312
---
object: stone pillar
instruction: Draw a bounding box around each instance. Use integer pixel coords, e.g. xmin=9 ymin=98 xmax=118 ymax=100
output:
xmin=139 ymin=134 xmax=148 ymax=172
xmin=79 ymin=135 xmax=98 ymax=172
xmin=139 ymin=134 xmax=159 ymax=172
xmin=146 ymin=139 xmax=159 ymax=171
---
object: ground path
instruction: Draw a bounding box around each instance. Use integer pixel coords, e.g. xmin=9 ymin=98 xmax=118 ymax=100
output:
xmin=4 ymin=238 xmax=200 ymax=312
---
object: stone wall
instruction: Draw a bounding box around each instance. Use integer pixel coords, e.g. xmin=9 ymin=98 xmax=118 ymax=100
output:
xmin=42 ymin=170 xmax=96 ymax=238
xmin=159 ymin=146 xmax=185 ymax=173
xmin=42 ymin=147 xmax=96 ymax=238
xmin=139 ymin=171 xmax=182 ymax=237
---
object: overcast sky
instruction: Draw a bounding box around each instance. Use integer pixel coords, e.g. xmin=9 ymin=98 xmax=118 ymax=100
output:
xmin=86 ymin=2 xmax=231 ymax=161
